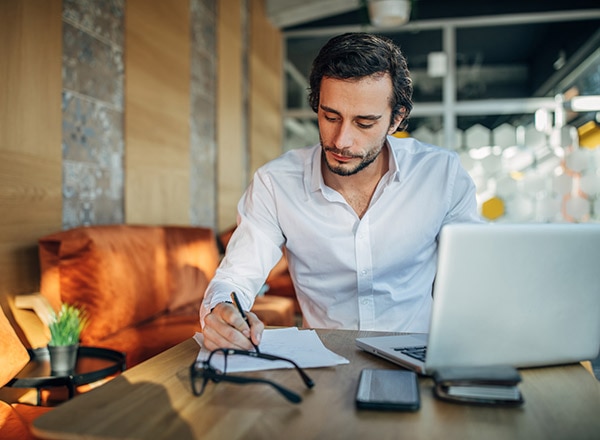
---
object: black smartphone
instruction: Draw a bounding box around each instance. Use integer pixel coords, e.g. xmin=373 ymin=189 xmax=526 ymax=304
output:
xmin=355 ymin=368 xmax=420 ymax=411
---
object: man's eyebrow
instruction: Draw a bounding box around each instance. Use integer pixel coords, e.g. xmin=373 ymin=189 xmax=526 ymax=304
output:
xmin=320 ymin=105 xmax=382 ymax=121
xmin=320 ymin=104 xmax=340 ymax=115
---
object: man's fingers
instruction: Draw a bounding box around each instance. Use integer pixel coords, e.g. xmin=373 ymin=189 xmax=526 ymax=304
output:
xmin=246 ymin=311 xmax=264 ymax=346
xmin=202 ymin=323 xmax=252 ymax=351
xmin=203 ymin=306 xmax=256 ymax=351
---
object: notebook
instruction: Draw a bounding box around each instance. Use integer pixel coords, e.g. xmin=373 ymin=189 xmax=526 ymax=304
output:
xmin=356 ymin=223 xmax=600 ymax=375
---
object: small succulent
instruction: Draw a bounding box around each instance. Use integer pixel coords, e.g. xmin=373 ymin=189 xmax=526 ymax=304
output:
xmin=48 ymin=303 xmax=88 ymax=346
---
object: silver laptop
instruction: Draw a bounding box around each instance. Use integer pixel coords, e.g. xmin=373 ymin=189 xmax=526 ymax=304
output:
xmin=356 ymin=223 xmax=600 ymax=375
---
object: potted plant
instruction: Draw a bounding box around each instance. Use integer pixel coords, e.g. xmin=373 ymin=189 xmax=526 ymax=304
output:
xmin=47 ymin=303 xmax=88 ymax=374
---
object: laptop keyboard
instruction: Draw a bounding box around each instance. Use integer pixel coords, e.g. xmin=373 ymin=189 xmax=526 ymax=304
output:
xmin=394 ymin=345 xmax=427 ymax=362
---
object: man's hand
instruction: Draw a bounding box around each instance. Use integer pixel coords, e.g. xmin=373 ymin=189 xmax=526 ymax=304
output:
xmin=202 ymin=302 xmax=265 ymax=352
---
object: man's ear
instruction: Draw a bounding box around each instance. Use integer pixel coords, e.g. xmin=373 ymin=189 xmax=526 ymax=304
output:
xmin=388 ymin=110 xmax=405 ymax=134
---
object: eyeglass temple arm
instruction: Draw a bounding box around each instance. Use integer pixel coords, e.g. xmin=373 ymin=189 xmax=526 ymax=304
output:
xmin=218 ymin=374 xmax=303 ymax=404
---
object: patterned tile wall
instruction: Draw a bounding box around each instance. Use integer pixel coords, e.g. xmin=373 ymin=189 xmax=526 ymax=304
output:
xmin=62 ymin=0 xmax=125 ymax=229
xmin=62 ymin=0 xmax=219 ymax=230
xmin=190 ymin=0 xmax=218 ymax=229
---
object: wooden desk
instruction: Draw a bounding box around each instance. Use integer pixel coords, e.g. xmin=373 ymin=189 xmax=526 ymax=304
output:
xmin=32 ymin=329 xmax=600 ymax=440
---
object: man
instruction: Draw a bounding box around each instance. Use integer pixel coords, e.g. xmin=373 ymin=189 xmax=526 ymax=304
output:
xmin=200 ymin=33 xmax=481 ymax=351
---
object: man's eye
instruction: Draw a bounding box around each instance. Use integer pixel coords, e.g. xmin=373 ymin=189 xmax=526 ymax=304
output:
xmin=324 ymin=115 xmax=338 ymax=122
xmin=357 ymin=122 xmax=374 ymax=129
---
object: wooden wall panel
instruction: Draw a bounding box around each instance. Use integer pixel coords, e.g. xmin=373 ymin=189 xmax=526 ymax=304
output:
xmin=217 ymin=0 xmax=246 ymax=231
xmin=125 ymin=0 xmax=191 ymax=225
xmin=249 ymin=0 xmax=283 ymax=175
xmin=0 ymin=0 xmax=62 ymax=303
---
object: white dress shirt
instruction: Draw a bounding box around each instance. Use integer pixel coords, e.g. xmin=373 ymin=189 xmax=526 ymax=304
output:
xmin=201 ymin=136 xmax=481 ymax=332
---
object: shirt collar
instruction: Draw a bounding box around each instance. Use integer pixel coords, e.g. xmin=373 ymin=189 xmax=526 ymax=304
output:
xmin=386 ymin=137 xmax=401 ymax=183
xmin=307 ymin=144 xmax=324 ymax=194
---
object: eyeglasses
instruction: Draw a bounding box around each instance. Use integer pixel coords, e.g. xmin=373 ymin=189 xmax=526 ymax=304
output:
xmin=190 ymin=348 xmax=315 ymax=404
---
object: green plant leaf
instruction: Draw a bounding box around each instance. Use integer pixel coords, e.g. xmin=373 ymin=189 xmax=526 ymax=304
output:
xmin=48 ymin=303 xmax=88 ymax=347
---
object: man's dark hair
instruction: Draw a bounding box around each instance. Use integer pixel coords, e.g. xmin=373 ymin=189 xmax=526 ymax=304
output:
xmin=308 ymin=32 xmax=413 ymax=132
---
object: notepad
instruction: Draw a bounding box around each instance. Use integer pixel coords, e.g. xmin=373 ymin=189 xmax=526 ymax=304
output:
xmin=194 ymin=327 xmax=349 ymax=372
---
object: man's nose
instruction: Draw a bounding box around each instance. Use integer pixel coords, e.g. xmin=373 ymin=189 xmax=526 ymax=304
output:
xmin=332 ymin=122 xmax=355 ymax=149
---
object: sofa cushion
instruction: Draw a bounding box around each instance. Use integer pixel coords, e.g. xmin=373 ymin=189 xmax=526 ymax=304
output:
xmin=0 ymin=306 xmax=29 ymax=388
xmin=39 ymin=225 xmax=170 ymax=344
xmin=164 ymin=226 xmax=219 ymax=312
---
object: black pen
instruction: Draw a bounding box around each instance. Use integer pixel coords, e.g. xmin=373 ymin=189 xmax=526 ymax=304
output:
xmin=230 ymin=291 xmax=260 ymax=353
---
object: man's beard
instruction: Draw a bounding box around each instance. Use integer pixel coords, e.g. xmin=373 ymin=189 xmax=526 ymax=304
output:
xmin=321 ymin=137 xmax=386 ymax=177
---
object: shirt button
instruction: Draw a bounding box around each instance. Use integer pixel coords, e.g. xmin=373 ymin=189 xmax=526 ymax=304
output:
xmin=361 ymin=270 xmax=367 ymax=275
xmin=361 ymin=299 xmax=369 ymax=305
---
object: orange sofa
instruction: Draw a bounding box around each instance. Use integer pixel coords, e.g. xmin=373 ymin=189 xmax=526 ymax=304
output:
xmin=38 ymin=225 xmax=295 ymax=368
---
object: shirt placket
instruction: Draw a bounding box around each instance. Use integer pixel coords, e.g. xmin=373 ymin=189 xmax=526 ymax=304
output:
xmin=355 ymin=216 xmax=375 ymax=329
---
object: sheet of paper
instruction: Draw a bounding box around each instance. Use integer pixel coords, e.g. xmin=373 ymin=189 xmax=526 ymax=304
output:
xmin=194 ymin=327 xmax=349 ymax=372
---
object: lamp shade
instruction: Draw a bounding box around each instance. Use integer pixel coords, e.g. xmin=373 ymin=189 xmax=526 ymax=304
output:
xmin=368 ymin=0 xmax=411 ymax=27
